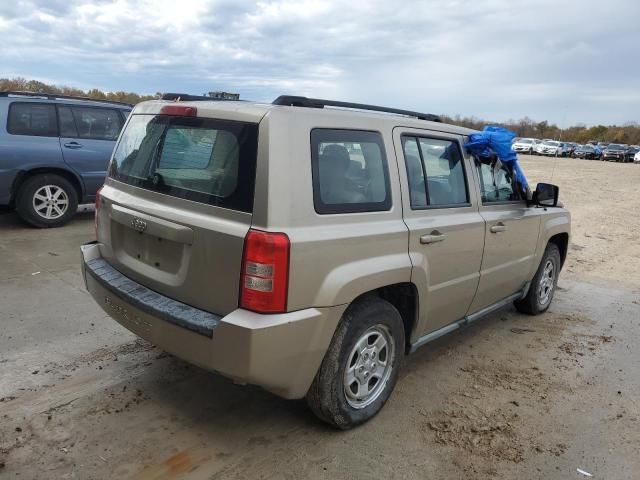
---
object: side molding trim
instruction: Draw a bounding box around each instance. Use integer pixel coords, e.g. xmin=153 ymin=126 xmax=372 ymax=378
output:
xmin=409 ymin=288 xmax=525 ymax=354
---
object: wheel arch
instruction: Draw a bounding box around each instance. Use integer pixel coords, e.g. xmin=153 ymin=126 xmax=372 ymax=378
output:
xmin=348 ymin=282 xmax=419 ymax=354
xmin=12 ymin=167 xmax=84 ymax=204
xmin=548 ymin=232 xmax=569 ymax=267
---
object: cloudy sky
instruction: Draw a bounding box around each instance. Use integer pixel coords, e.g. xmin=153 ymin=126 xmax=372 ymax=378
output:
xmin=1 ymin=0 xmax=639 ymax=126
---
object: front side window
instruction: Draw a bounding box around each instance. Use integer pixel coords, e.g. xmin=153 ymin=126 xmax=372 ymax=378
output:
xmin=7 ymin=102 xmax=58 ymax=137
xmin=70 ymin=107 xmax=123 ymax=140
xmin=110 ymin=114 xmax=258 ymax=212
xmin=476 ymin=161 xmax=521 ymax=203
xmin=311 ymin=129 xmax=391 ymax=214
xmin=402 ymin=135 xmax=469 ymax=208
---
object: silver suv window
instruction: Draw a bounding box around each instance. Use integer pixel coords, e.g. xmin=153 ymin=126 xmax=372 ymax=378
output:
xmin=58 ymin=106 xmax=124 ymax=140
xmin=311 ymin=129 xmax=391 ymax=214
xmin=109 ymin=114 xmax=258 ymax=212
xmin=402 ymin=136 xmax=469 ymax=208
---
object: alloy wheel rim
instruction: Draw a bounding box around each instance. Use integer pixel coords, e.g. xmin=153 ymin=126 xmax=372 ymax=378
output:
xmin=538 ymin=260 xmax=555 ymax=306
xmin=343 ymin=324 xmax=395 ymax=409
xmin=33 ymin=185 xmax=69 ymax=219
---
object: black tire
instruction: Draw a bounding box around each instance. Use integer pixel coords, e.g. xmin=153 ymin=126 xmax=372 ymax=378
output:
xmin=15 ymin=174 xmax=79 ymax=228
xmin=514 ymin=243 xmax=561 ymax=315
xmin=306 ymin=296 xmax=405 ymax=429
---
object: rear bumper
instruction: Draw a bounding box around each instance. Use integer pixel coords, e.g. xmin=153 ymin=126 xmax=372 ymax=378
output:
xmin=81 ymin=242 xmax=346 ymax=399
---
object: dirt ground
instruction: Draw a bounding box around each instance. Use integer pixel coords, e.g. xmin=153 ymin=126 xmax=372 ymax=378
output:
xmin=1 ymin=156 xmax=639 ymax=479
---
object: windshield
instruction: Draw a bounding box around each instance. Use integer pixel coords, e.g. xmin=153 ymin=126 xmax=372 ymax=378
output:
xmin=518 ymin=139 xmax=533 ymax=144
xmin=607 ymin=144 xmax=625 ymax=149
xmin=543 ymin=141 xmax=560 ymax=147
xmin=109 ymin=114 xmax=259 ymax=212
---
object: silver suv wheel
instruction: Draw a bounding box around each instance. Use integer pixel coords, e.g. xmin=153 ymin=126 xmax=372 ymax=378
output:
xmin=537 ymin=259 xmax=555 ymax=307
xmin=32 ymin=185 xmax=69 ymax=220
xmin=306 ymin=297 xmax=404 ymax=429
xmin=343 ymin=324 xmax=395 ymax=409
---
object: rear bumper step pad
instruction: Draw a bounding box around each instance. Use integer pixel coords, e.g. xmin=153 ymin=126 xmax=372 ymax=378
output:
xmin=85 ymin=258 xmax=221 ymax=337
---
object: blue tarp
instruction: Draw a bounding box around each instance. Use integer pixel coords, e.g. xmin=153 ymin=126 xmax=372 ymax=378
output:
xmin=464 ymin=126 xmax=529 ymax=193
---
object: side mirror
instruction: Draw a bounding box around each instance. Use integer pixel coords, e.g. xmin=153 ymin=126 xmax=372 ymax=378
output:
xmin=535 ymin=183 xmax=559 ymax=207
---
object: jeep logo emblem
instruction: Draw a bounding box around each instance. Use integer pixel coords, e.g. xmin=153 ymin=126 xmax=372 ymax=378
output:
xmin=131 ymin=217 xmax=147 ymax=232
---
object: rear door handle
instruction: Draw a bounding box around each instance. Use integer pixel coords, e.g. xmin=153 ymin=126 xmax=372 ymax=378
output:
xmin=490 ymin=223 xmax=507 ymax=233
xmin=64 ymin=141 xmax=83 ymax=149
xmin=420 ymin=232 xmax=445 ymax=244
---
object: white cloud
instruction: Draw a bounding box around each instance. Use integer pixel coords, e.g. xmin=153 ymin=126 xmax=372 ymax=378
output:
xmin=1 ymin=0 xmax=639 ymax=125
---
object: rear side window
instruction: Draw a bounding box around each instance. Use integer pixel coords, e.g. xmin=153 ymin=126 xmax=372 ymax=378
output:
xmin=7 ymin=103 xmax=58 ymax=137
xmin=109 ymin=114 xmax=258 ymax=212
xmin=402 ymin=135 xmax=469 ymax=208
xmin=70 ymin=107 xmax=123 ymax=140
xmin=311 ymin=129 xmax=391 ymax=214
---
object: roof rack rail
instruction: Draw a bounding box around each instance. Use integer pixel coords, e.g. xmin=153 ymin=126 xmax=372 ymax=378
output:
xmin=0 ymin=90 xmax=133 ymax=107
xmin=162 ymin=93 xmax=214 ymax=101
xmin=161 ymin=92 xmax=241 ymax=101
xmin=272 ymin=95 xmax=441 ymax=122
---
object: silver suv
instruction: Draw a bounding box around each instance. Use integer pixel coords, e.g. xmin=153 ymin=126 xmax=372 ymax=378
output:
xmin=81 ymin=94 xmax=570 ymax=428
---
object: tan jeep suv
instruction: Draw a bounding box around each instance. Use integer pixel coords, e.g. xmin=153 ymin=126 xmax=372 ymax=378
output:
xmin=81 ymin=94 xmax=570 ymax=429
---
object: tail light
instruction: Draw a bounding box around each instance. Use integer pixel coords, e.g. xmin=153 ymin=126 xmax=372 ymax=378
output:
xmin=239 ymin=229 xmax=290 ymax=313
xmin=94 ymin=186 xmax=103 ymax=237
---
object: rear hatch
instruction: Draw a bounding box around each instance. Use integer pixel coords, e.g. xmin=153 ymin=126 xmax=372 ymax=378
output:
xmin=96 ymin=104 xmax=260 ymax=316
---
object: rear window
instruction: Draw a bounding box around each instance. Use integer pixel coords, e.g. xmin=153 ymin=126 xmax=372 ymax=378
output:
xmin=311 ymin=129 xmax=391 ymax=214
xmin=109 ymin=114 xmax=258 ymax=212
xmin=7 ymin=102 xmax=58 ymax=137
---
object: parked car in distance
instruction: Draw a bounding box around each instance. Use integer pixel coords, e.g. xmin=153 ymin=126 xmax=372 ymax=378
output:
xmin=81 ymin=94 xmax=570 ymax=428
xmin=626 ymin=146 xmax=639 ymax=162
xmin=0 ymin=91 xmax=132 ymax=227
xmin=602 ymin=143 xmax=630 ymax=162
xmin=597 ymin=142 xmax=609 ymax=152
xmin=564 ymin=142 xmax=578 ymax=157
xmin=511 ymin=137 xmax=537 ymax=154
xmin=535 ymin=140 xmax=567 ymax=156
xmin=530 ymin=139 xmax=543 ymax=155
xmin=634 ymin=149 xmax=640 ymax=163
xmin=573 ymin=144 xmax=601 ymax=159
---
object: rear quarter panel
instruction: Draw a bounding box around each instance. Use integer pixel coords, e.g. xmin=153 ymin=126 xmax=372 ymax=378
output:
xmin=251 ymin=110 xmax=412 ymax=311
xmin=0 ymin=100 xmax=66 ymax=204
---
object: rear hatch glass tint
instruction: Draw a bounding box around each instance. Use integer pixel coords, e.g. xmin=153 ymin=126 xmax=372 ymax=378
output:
xmin=109 ymin=114 xmax=258 ymax=212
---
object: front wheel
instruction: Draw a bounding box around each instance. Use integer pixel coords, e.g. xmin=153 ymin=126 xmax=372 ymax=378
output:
xmin=306 ymin=297 xmax=405 ymax=429
xmin=515 ymin=243 xmax=561 ymax=315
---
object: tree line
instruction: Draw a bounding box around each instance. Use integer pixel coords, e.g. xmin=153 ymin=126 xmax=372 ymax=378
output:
xmin=0 ymin=77 xmax=160 ymax=106
xmin=440 ymin=114 xmax=640 ymax=145
xmin=2 ymin=77 xmax=639 ymax=145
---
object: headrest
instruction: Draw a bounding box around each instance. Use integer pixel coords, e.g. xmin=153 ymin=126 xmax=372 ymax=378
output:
xmin=321 ymin=144 xmax=350 ymax=170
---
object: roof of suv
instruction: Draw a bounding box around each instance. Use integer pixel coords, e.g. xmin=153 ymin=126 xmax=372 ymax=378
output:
xmin=0 ymin=91 xmax=132 ymax=109
xmin=134 ymin=98 xmax=477 ymax=136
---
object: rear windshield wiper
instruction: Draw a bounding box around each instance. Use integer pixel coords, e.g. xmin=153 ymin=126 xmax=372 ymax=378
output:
xmin=143 ymin=171 xmax=168 ymax=190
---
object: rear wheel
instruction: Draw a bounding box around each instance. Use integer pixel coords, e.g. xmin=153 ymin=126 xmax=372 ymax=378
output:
xmin=514 ymin=243 xmax=561 ymax=315
xmin=15 ymin=174 xmax=78 ymax=228
xmin=306 ymin=297 xmax=405 ymax=429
